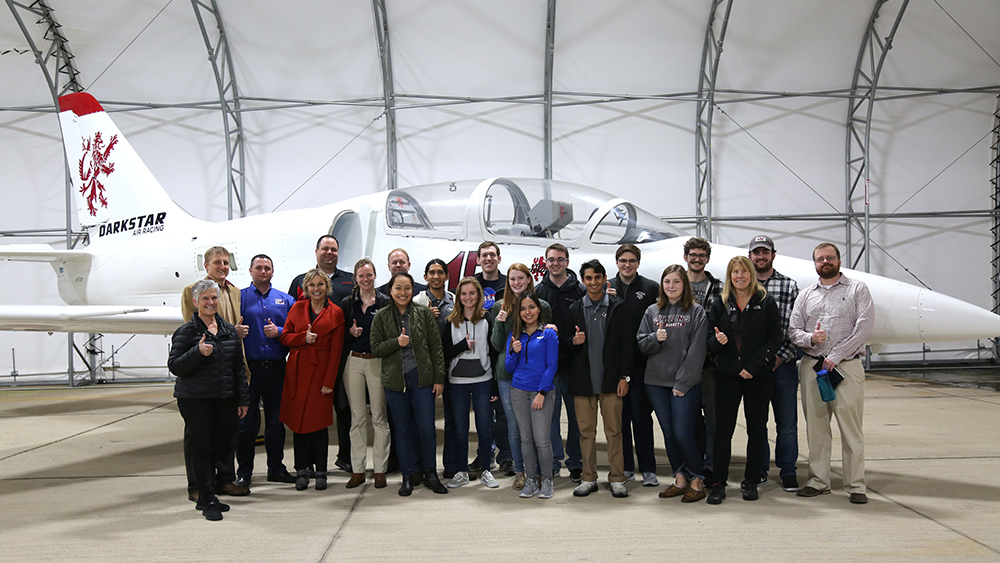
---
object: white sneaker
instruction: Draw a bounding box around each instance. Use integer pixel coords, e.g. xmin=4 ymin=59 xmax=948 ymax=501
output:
xmin=642 ymin=472 xmax=660 ymax=487
xmin=538 ymin=478 xmax=554 ymax=499
xmin=611 ymin=481 xmax=628 ymax=498
xmin=623 ymin=471 xmax=635 ymax=482
xmin=480 ymin=470 xmax=500 ymax=489
xmin=447 ymin=471 xmax=470 ymax=488
xmin=573 ymin=480 xmax=598 ymax=497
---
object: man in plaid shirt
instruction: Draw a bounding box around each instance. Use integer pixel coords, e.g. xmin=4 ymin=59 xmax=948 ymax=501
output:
xmin=749 ymin=235 xmax=800 ymax=493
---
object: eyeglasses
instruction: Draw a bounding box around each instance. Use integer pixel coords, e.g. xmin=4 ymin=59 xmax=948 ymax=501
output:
xmin=686 ymin=253 xmax=708 ymax=261
xmin=546 ymin=257 xmax=568 ymax=264
xmin=814 ymin=255 xmax=838 ymax=263
xmin=617 ymin=258 xmax=638 ymax=266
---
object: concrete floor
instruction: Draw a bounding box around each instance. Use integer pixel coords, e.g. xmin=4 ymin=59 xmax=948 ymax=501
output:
xmin=1 ymin=372 xmax=999 ymax=562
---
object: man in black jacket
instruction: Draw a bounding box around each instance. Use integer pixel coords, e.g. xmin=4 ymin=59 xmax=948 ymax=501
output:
xmin=567 ymin=259 xmax=633 ymax=498
xmin=608 ymin=243 xmax=660 ymax=487
xmin=535 ymin=243 xmax=586 ymax=481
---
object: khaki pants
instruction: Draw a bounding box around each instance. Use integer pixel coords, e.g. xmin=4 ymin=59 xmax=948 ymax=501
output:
xmin=344 ymin=355 xmax=390 ymax=473
xmin=799 ymin=356 xmax=866 ymax=494
xmin=575 ymin=394 xmax=624 ymax=483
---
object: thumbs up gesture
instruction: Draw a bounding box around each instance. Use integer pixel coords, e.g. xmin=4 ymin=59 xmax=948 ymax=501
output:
xmin=572 ymin=325 xmax=586 ymax=345
xmin=496 ymin=308 xmax=508 ymax=322
xmin=510 ymin=334 xmax=522 ymax=354
xmin=305 ymin=323 xmax=317 ymax=344
xmin=198 ymin=333 xmax=213 ymax=356
xmin=397 ymin=327 xmax=410 ymax=347
xmin=810 ymin=321 xmax=827 ymax=345
xmin=656 ymin=322 xmax=667 ymax=342
xmin=263 ymin=317 xmax=279 ymax=338
xmin=350 ymin=319 xmax=362 ymax=338
xmin=235 ymin=316 xmax=249 ymax=339
xmin=466 ymin=332 xmax=475 ymax=351
xmin=605 ymin=281 xmax=617 ymax=297
xmin=714 ymin=326 xmax=728 ymax=345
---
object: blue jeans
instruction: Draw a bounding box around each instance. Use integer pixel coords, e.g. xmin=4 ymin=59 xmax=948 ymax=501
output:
xmin=498 ymin=379 xmax=524 ymax=473
xmin=647 ymin=383 xmax=704 ymax=480
xmin=448 ymin=379 xmax=494 ymax=473
xmin=511 ymin=387 xmax=555 ymax=480
xmin=237 ymin=360 xmax=287 ymax=478
xmin=384 ymin=369 xmax=437 ymax=477
xmin=550 ymin=373 xmax=582 ymax=472
xmin=622 ymin=373 xmax=656 ymax=474
xmin=762 ymin=361 xmax=799 ymax=478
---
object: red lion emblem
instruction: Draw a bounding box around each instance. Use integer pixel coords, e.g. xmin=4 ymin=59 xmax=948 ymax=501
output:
xmin=78 ymin=131 xmax=118 ymax=216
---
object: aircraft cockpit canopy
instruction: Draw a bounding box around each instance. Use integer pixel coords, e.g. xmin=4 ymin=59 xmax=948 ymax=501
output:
xmin=385 ymin=177 xmax=683 ymax=245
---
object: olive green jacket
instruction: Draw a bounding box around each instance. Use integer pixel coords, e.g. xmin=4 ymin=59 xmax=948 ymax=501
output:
xmin=370 ymin=302 xmax=446 ymax=391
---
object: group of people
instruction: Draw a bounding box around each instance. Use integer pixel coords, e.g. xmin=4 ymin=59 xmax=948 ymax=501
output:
xmin=168 ymin=232 xmax=874 ymax=521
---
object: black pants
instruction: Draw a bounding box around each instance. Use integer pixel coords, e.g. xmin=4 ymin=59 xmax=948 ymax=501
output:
xmin=185 ymin=397 xmax=239 ymax=492
xmin=179 ymin=396 xmax=236 ymax=501
xmin=713 ymin=370 xmax=775 ymax=486
xmin=622 ymin=374 xmax=657 ymax=474
xmin=237 ymin=360 xmax=287 ymax=478
xmin=293 ymin=428 xmax=329 ymax=473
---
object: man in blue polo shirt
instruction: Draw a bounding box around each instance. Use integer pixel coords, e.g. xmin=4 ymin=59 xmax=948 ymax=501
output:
xmin=236 ymin=254 xmax=296 ymax=488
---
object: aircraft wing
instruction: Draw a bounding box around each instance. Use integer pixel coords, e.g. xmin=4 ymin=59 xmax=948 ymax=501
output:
xmin=0 ymin=245 xmax=91 ymax=263
xmin=0 ymin=305 xmax=183 ymax=335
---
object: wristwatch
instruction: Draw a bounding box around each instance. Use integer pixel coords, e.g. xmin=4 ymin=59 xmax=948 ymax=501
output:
xmin=621 ymin=376 xmax=631 ymax=383
xmin=537 ymin=390 xmax=547 ymax=396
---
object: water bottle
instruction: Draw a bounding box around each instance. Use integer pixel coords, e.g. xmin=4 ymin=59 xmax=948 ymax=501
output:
xmin=816 ymin=369 xmax=836 ymax=402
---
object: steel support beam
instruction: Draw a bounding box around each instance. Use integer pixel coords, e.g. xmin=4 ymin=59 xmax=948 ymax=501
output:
xmin=192 ymin=0 xmax=246 ymax=219
xmin=991 ymin=96 xmax=1000 ymax=360
xmin=372 ymin=0 xmax=397 ymax=191
xmin=693 ymin=0 xmax=734 ymax=239
xmin=543 ymin=0 xmax=557 ymax=180
xmin=844 ymin=0 xmax=909 ymax=271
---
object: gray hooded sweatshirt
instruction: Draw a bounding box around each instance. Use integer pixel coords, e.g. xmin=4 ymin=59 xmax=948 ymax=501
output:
xmin=636 ymin=301 xmax=707 ymax=394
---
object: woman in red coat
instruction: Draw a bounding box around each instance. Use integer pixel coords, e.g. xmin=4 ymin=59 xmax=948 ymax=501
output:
xmin=280 ymin=269 xmax=345 ymax=491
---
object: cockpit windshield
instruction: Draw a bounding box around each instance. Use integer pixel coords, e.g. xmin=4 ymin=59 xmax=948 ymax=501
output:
xmin=384 ymin=181 xmax=479 ymax=234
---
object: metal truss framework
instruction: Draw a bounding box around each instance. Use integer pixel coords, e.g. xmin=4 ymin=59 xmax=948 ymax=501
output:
xmin=372 ymin=0 xmax=397 ymax=192
xmin=192 ymin=0 xmax=246 ymax=219
xmin=542 ymin=0 xmax=557 ymax=180
xmin=991 ymin=96 xmax=1000 ymax=359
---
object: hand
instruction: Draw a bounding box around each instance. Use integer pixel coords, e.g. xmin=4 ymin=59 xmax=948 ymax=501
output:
xmin=656 ymin=327 xmax=667 ymax=342
xmin=433 ymin=383 xmax=444 ymax=398
xmin=606 ymin=281 xmax=617 ymax=297
xmin=496 ymin=309 xmax=508 ymax=322
xmin=350 ymin=319 xmax=362 ymax=338
xmin=320 ymin=386 xmax=333 ymax=395
xmin=263 ymin=317 xmax=279 ymax=338
xmin=714 ymin=326 xmax=728 ymax=345
xmin=490 ymin=395 xmax=499 ymax=403
xmin=466 ymin=335 xmax=475 ymax=351
xmin=397 ymin=327 xmax=410 ymax=347
xmin=510 ymin=335 xmax=522 ymax=354
xmin=235 ymin=316 xmax=249 ymax=339
xmin=673 ymin=388 xmax=685 ymax=397
xmin=773 ymin=356 xmax=784 ymax=370
xmin=237 ymin=406 xmax=248 ymax=419
xmin=617 ymin=379 xmax=629 ymax=397
xmin=822 ymin=358 xmax=837 ymax=372
xmin=430 ymin=306 xmax=440 ymax=318
xmin=739 ymin=369 xmax=753 ymax=379
xmin=198 ymin=334 xmax=213 ymax=357
xmin=572 ymin=325 xmax=586 ymax=345
xmin=544 ymin=324 xmax=558 ymax=332
xmin=531 ymin=393 xmax=546 ymax=410
xmin=305 ymin=324 xmax=317 ymax=344
xmin=810 ymin=321 xmax=827 ymax=345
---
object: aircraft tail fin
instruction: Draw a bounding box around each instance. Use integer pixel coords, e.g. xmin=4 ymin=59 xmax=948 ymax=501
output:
xmin=57 ymin=92 xmax=192 ymax=240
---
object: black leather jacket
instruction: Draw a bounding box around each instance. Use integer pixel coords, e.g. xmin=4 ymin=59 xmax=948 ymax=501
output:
xmin=168 ymin=313 xmax=249 ymax=405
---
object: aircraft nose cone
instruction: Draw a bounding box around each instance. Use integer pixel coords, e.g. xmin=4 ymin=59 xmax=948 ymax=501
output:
xmin=916 ymin=289 xmax=1000 ymax=343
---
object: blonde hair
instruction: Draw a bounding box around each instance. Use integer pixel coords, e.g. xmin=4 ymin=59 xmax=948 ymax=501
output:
xmin=447 ymin=277 xmax=486 ymax=326
xmin=720 ymin=256 xmax=766 ymax=304
xmin=301 ymin=268 xmax=332 ymax=297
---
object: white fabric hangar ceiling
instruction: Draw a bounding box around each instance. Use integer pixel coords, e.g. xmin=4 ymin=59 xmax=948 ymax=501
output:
xmin=1 ymin=0 xmax=999 ymax=380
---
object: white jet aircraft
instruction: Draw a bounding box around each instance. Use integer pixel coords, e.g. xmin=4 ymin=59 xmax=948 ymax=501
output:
xmin=2 ymin=92 xmax=1000 ymax=349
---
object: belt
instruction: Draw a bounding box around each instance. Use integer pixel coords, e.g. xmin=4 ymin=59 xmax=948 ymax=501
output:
xmin=247 ymin=359 xmax=285 ymax=369
xmin=805 ymin=353 xmax=862 ymax=362
xmin=350 ymin=351 xmax=375 ymax=359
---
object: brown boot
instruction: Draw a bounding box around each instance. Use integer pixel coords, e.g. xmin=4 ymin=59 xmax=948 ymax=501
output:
xmin=374 ymin=473 xmax=387 ymax=489
xmin=346 ymin=472 xmax=366 ymax=488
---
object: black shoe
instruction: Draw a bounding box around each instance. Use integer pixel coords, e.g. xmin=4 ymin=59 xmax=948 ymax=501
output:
xmin=500 ymin=460 xmax=515 ymax=476
xmin=781 ymin=475 xmax=800 ymax=492
xmin=411 ymin=471 xmax=423 ymax=486
xmin=295 ymin=470 xmax=309 ymax=491
xmin=398 ymin=476 xmax=413 ymax=497
xmin=315 ymin=471 xmax=327 ymax=490
xmin=423 ymin=471 xmax=448 ymax=494
xmin=267 ymin=469 xmax=298 ymax=484
xmin=569 ymin=468 xmax=583 ymax=483
xmin=234 ymin=476 xmax=251 ymax=489
xmin=195 ymin=498 xmax=230 ymax=512
xmin=740 ymin=475 xmax=768 ymax=490
xmin=334 ymin=458 xmax=352 ymax=473
xmin=742 ymin=482 xmax=759 ymax=501
xmin=707 ymin=484 xmax=726 ymax=505
xmin=202 ymin=500 xmax=226 ymax=521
